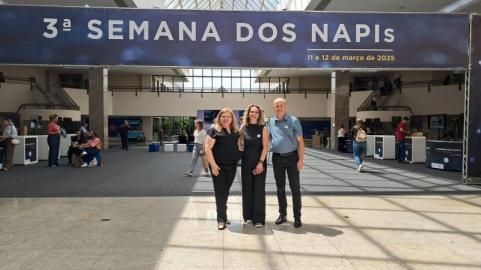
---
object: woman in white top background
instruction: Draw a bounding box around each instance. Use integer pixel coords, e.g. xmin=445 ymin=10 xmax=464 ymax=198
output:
xmin=337 ymin=123 xmax=346 ymax=152
xmin=184 ymin=119 xmax=209 ymax=177
xmin=1 ymin=119 xmax=18 ymax=171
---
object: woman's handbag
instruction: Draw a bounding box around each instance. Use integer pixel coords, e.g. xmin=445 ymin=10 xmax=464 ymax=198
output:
xmin=60 ymin=128 xmax=67 ymax=138
xmin=356 ymin=129 xmax=368 ymax=142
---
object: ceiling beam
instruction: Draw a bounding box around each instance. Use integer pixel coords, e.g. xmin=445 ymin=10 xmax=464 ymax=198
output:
xmin=439 ymin=0 xmax=481 ymax=12
xmin=306 ymin=0 xmax=331 ymax=10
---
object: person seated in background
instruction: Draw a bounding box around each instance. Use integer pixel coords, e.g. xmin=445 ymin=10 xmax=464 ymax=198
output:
xmin=67 ymin=131 xmax=88 ymax=165
xmin=79 ymin=131 xmax=102 ymax=167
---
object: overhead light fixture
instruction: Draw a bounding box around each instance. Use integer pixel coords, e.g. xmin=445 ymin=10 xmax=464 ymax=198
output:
xmin=439 ymin=0 xmax=476 ymax=13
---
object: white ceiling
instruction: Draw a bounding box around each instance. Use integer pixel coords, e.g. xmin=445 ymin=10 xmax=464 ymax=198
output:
xmin=309 ymin=0 xmax=481 ymax=12
xmin=3 ymin=0 xmax=481 ymax=12
xmin=0 ymin=0 xmax=136 ymax=7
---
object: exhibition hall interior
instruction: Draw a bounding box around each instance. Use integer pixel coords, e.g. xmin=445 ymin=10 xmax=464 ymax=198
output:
xmin=1 ymin=0 xmax=481 ymax=269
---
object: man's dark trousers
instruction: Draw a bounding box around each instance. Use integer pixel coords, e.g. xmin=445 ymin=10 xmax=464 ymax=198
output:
xmin=272 ymin=152 xmax=302 ymax=219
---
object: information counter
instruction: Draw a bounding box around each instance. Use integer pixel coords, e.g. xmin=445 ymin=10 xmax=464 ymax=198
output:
xmin=405 ymin=136 xmax=426 ymax=163
xmin=426 ymin=140 xmax=462 ymax=171
xmin=366 ymin=135 xmax=375 ymax=157
xmin=374 ymin=135 xmax=396 ymax=160
xmin=13 ymin=136 xmax=38 ymax=165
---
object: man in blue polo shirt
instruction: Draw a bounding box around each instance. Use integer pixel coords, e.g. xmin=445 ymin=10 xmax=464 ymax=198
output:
xmin=268 ymin=97 xmax=305 ymax=228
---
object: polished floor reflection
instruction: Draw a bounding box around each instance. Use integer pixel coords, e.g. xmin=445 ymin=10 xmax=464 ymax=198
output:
xmin=1 ymin=148 xmax=480 ymax=269
xmin=1 ymin=194 xmax=481 ymax=269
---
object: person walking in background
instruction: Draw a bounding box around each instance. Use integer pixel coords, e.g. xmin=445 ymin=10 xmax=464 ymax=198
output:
xmin=119 ymin=120 xmax=130 ymax=151
xmin=1 ymin=119 xmax=18 ymax=171
xmin=184 ymin=119 xmax=209 ymax=177
xmin=204 ymin=108 xmax=240 ymax=230
xmin=337 ymin=124 xmax=346 ymax=152
xmin=47 ymin=114 xmax=61 ymax=167
xmin=351 ymin=119 xmax=367 ymax=173
xmin=239 ymin=104 xmax=269 ymax=228
xmin=268 ymin=97 xmax=304 ymax=228
xmin=396 ymin=117 xmax=410 ymax=164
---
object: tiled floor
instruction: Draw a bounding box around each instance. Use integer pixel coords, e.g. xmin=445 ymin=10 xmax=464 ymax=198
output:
xmin=1 ymin=148 xmax=481 ymax=269
xmin=1 ymin=195 xmax=481 ymax=269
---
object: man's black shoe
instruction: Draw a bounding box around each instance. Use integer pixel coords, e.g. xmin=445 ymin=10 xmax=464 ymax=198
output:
xmin=294 ymin=218 xmax=302 ymax=228
xmin=275 ymin=214 xmax=287 ymax=225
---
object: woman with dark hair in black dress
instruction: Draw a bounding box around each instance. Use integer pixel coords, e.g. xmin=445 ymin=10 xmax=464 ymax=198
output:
xmin=239 ymin=104 xmax=269 ymax=228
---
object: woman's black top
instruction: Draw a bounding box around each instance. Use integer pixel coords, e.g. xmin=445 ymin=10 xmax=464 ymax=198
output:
xmin=242 ymin=124 xmax=266 ymax=169
xmin=207 ymin=127 xmax=240 ymax=167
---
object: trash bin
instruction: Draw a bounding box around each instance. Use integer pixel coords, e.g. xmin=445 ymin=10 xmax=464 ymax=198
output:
xmin=149 ymin=143 xmax=160 ymax=152
xmin=187 ymin=144 xmax=194 ymax=152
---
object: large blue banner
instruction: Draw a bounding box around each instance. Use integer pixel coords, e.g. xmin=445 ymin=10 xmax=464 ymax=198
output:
xmin=0 ymin=5 xmax=470 ymax=69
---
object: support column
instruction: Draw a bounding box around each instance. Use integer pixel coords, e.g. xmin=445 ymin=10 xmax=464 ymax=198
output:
xmin=89 ymin=68 xmax=110 ymax=149
xmin=142 ymin=116 xmax=153 ymax=142
xmin=330 ymin=71 xmax=350 ymax=150
xmin=464 ymin=15 xmax=481 ymax=184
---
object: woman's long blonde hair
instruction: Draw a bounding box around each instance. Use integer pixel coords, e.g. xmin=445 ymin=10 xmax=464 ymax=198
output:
xmin=214 ymin=108 xmax=238 ymax=133
xmin=242 ymin=104 xmax=265 ymax=127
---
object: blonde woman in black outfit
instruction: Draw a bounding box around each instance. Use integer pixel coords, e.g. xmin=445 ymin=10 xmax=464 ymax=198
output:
xmin=205 ymin=108 xmax=240 ymax=230
xmin=239 ymin=104 xmax=269 ymax=228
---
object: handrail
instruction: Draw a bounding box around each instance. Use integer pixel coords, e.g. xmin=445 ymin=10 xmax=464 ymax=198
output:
xmin=1 ymin=75 xmax=32 ymax=83
xmin=56 ymin=87 xmax=80 ymax=110
xmin=358 ymin=105 xmax=413 ymax=113
xmin=357 ymin=91 xmax=377 ymax=111
xmin=16 ymin=103 xmax=80 ymax=113
xmin=353 ymin=77 xmax=464 ymax=92
xmin=109 ymin=85 xmax=331 ymax=95
xmin=2 ymin=74 xmax=80 ymax=110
